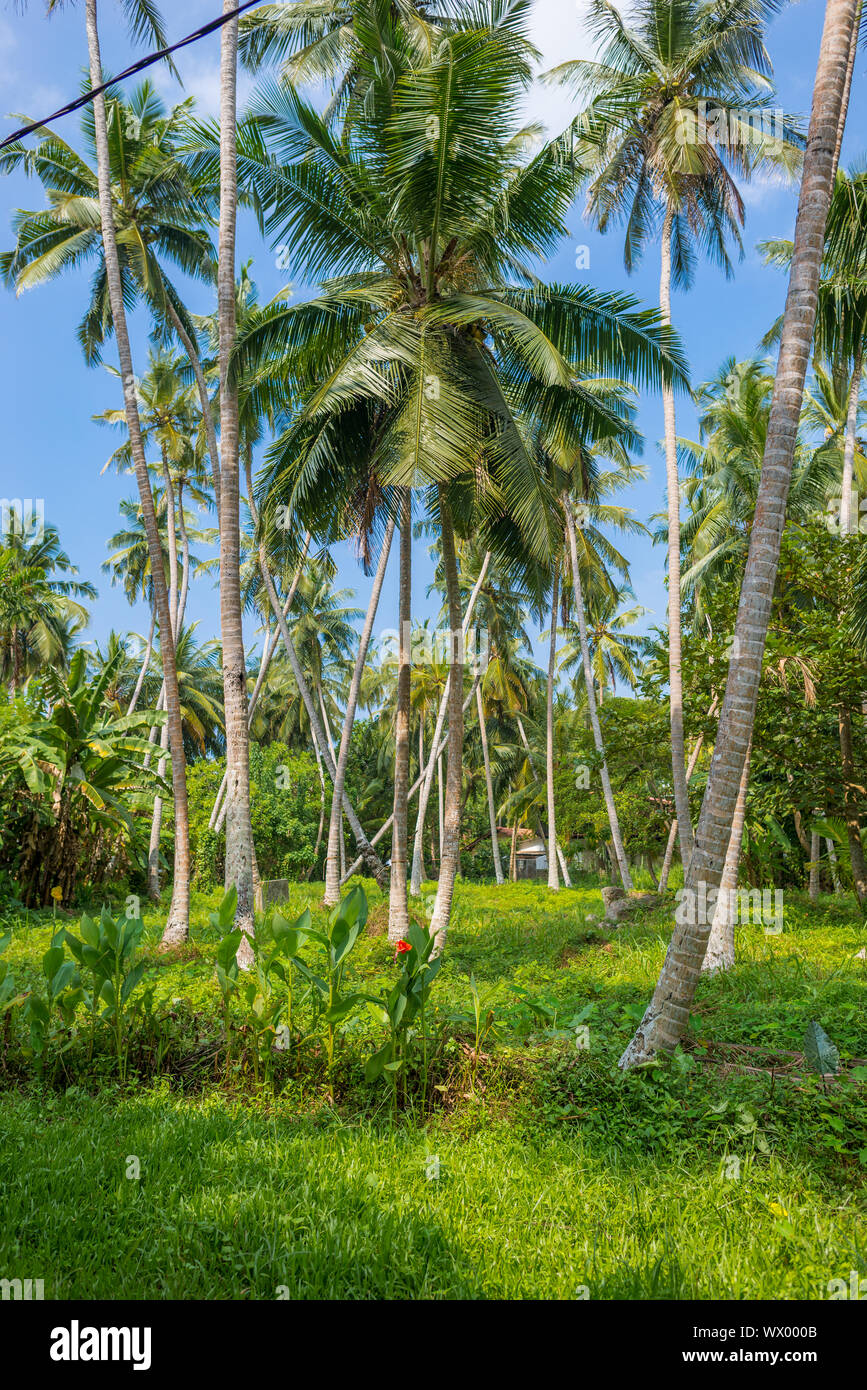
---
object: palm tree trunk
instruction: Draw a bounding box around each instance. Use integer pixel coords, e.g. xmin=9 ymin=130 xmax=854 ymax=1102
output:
xmin=416 ymin=721 xmax=427 ymax=882
xmin=702 ymin=739 xmax=751 ymax=973
xmin=148 ymin=474 xmax=187 ymax=903
xmin=217 ymin=0 xmax=256 ymax=966
xmin=257 ymin=548 xmax=387 ymax=884
xmin=211 ymin=522 xmax=309 ymax=833
xmin=410 ymin=552 xmax=490 ymax=894
xmin=809 ymin=828 xmax=821 ymax=901
xmin=838 ymin=703 xmax=867 ymax=905
xmin=563 ymin=501 xmax=632 ymax=890
xmin=546 ymin=567 xmax=560 ymax=891
xmin=827 ymin=835 xmax=842 ymax=890
xmin=166 ymin=301 xmax=221 ymax=516
xmin=429 ymin=489 xmax=464 ymax=952
xmin=307 ymin=734 xmax=327 ymax=881
xmin=323 ymin=515 xmax=395 ymax=904
xmin=84 ymin=0 xmax=189 ymax=942
xmin=388 ymin=489 xmax=413 ymax=941
xmin=657 ymin=699 xmax=719 ymax=892
xmin=619 ymin=0 xmax=859 ymax=1067
xmin=438 ymin=751 xmax=445 ymax=863
xmin=839 ymin=345 xmax=863 ymax=536
xmin=831 ymin=0 xmax=863 ymax=178
xmin=660 ymin=205 xmax=693 ymax=873
xmin=342 ymin=668 xmax=482 ymax=884
xmin=510 ymin=820 xmax=518 ymax=881
xmin=126 ymin=608 xmax=155 ymax=717
xmin=477 ymin=682 xmax=504 ymax=885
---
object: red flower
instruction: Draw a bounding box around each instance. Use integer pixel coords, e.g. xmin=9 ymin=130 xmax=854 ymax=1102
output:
xmin=396 ymin=939 xmax=412 ymax=953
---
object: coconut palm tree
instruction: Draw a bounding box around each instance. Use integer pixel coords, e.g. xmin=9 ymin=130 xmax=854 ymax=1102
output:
xmin=230 ymin=18 xmax=685 ymax=947
xmin=620 ymin=0 xmax=861 ymax=1067
xmin=548 ymin=0 xmax=803 ymax=874
xmin=762 ymin=166 xmax=867 ymax=535
xmin=2 ymin=0 xmax=191 ymax=943
xmin=0 ymin=521 xmax=94 ymax=693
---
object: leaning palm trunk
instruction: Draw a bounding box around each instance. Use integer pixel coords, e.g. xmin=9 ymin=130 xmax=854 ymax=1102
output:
xmin=702 ymin=740 xmax=752 ymax=972
xmin=84 ymin=0 xmax=189 ymax=942
xmin=388 ymin=490 xmax=413 ymax=941
xmin=410 ymin=552 xmax=491 ymax=894
xmin=619 ymin=0 xmax=858 ymax=1067
xmin=546 ymin=568 xmax=560 ymax=891
xmin=477 ymin=683 xmax=505 ymax=885
xmin=342 ymin=670 xmax=483 ymax=884
xmin=839 ymin=346 xmax=863 ymax=536
xmin=563 ymin=500 xmax=632 ymax=890
xmin=324 ymin=516 xmax=395 ymax=904
xmin=257 ymin=549 xmax=387 ymax=885
xmin=217 ymin=2 xmax=256 ymax=965
xmin=660 ymin=207 xmax=694 ymax=873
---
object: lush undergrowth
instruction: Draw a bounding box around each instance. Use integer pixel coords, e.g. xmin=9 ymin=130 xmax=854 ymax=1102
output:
xmin=0 ymin=878 xmax=865 ymax=1299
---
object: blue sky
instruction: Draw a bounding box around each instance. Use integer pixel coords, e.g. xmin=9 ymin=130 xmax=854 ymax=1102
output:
xmin=0 ymin=0 xmax=863 ymax=674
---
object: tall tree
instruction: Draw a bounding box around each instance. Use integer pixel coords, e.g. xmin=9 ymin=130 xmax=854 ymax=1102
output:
xmin=549 ymin=0 xmax=802 ymax=873
xmin=218 ymin=0 xmax=257 ymax=964
xmin=620 ymin=0 xmax=860 ymax=1067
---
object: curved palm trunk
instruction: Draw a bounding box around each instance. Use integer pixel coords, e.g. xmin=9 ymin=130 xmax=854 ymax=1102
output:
xmin=620 ymin=0 xmax=858 ymax=1067
xmin=702 ymin=739 xmax=751 ymax=972
xmin=839 ymin=345 xmax=863 ymax=536
xmin=84 ymin=0 xmax=188 ymax=943
xmin=477 ymin=683 xmax=505 ymax=885
xmin=388 ymin=489 xmax=413 ymax=941
xmin=563 ymin=502 xmax=632 ymax=890
xmin=429 ymin=491 xmax=465 ymax=952
xmin=323 ymin=516 xmax=395 ymax=904
xmin=217 ymin=2 xmax=256 ymax=966
xmin=660 ymin=206 xmax=693 ymax=873
xmin=546 ymin=568 xmax=560 ymax=891
xmin=410 ymin=552 xmax=491 ymax=894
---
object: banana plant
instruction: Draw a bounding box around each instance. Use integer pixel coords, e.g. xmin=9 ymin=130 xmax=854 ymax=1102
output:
xmin=291 ymin=887 xmax=370 ymax=1095
xmin=364 ymin=921 xmax=443 ymax=1112
xmin=64 ymin=908 xmax=147 ymax=1076
xmin=21 ymin=930 xmax=84 ymax=1074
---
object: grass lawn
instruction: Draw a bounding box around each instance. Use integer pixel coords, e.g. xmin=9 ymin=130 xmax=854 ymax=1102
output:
xmin=0 ymin=878 xmax=865 ymax=1299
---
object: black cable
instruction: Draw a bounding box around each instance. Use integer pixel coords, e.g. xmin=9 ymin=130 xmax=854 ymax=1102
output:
xmin=0 ymin=0 xmax=267 ymax=152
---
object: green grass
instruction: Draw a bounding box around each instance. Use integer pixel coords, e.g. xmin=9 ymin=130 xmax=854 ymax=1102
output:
xmin=0 ymin=879 xmax=865 ymax=1299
